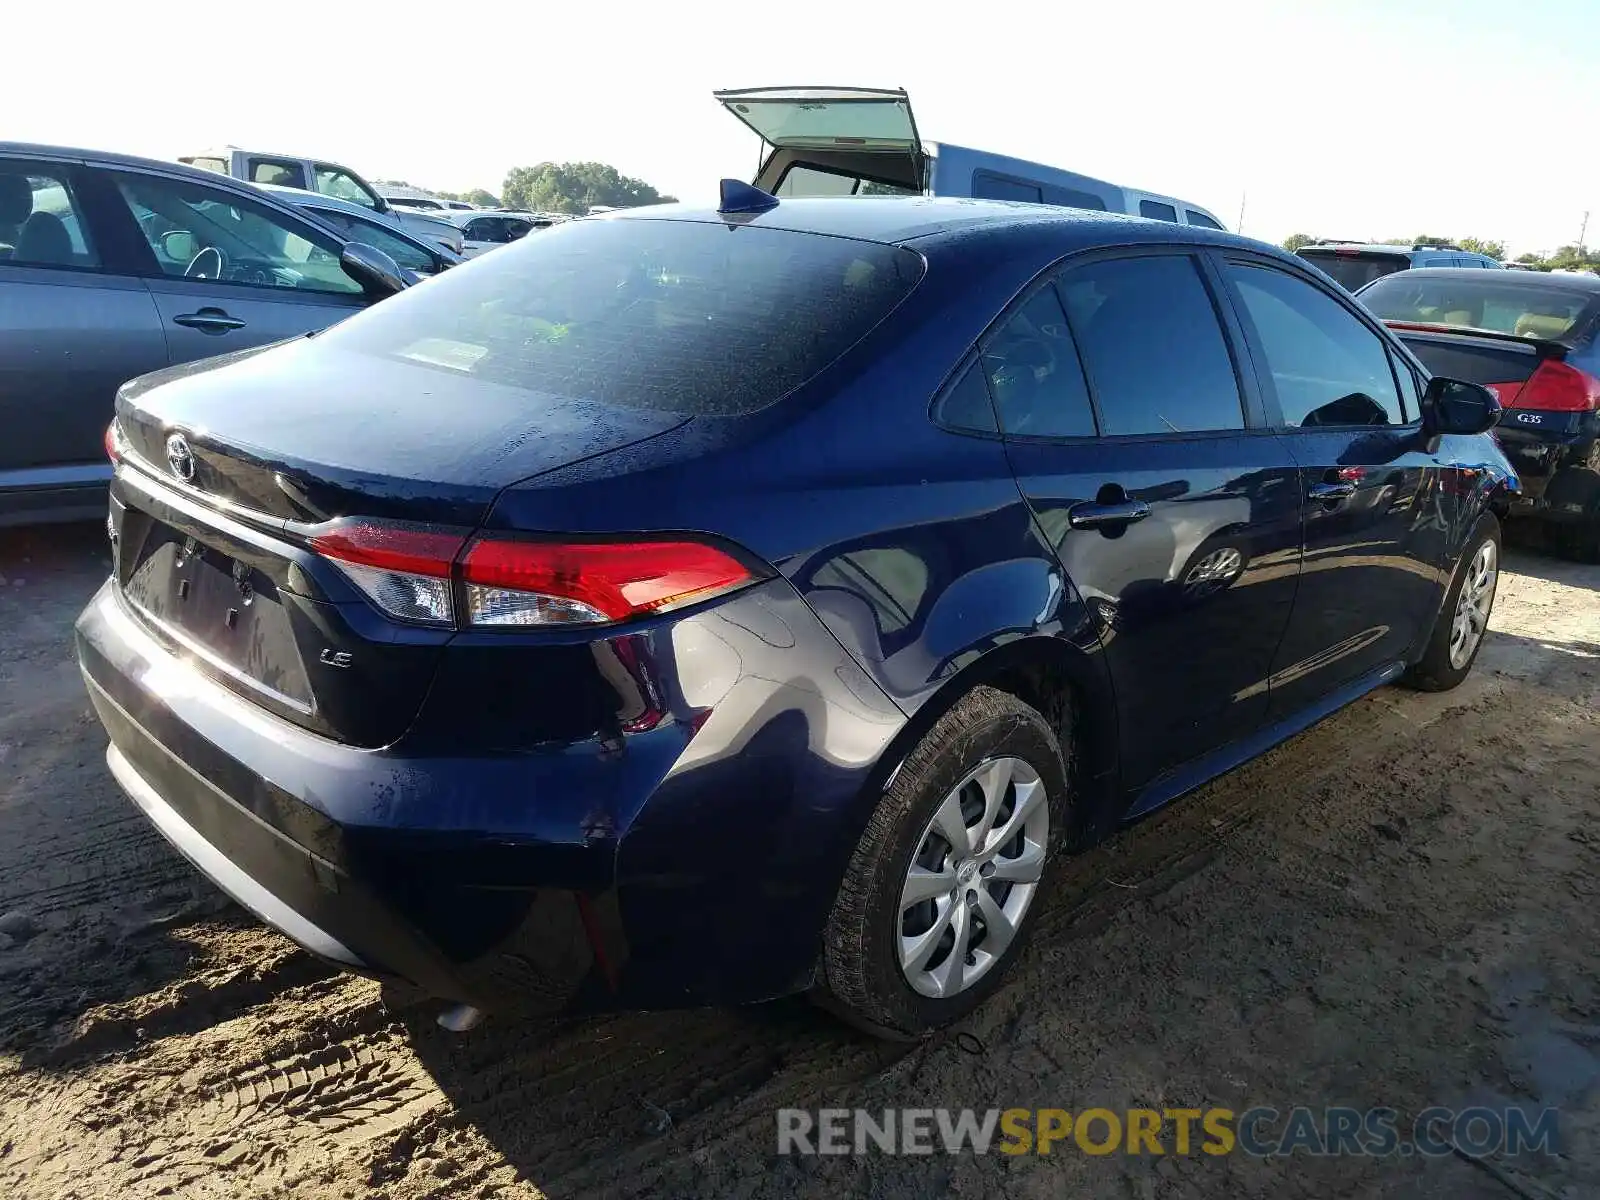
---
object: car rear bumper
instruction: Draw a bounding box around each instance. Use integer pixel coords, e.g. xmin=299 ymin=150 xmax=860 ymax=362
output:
xmin=76 ymin=574 xmax=906 ymax=1011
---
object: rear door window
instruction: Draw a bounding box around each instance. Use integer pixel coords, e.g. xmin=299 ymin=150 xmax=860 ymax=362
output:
xmin=249 ymin=158 xmax=307 ymax=189
xmin=1138 ymin=200 xmax=1178 ymax=222
xmin=1225 ymin=262 xmax=1405 ymax=427
xmin=1186 ymin=209 xmax=1224 ymax=230
xmin=318 ymin=217 xmax=924 ymax=415
xmin=1059 ymin=254 xmax=1245 ymax=435
xmin=0 ymin=164 xmax=100 ymax=269
xmin=980 ymin=287 xmax=1096 ymax=437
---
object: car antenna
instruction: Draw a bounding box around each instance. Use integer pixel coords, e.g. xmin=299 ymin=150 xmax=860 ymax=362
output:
xmin=718 ymin=179 xmax=780 ymax=215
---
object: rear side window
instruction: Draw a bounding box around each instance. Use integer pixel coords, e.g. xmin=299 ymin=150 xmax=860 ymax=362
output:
xmin=319 ymin=218 xmax=925 ymax=415
xmin=973 ymin=173 xmax=1043 ymax=204
xmin=1059 ymin=255 xmax=1245 ymax=436
xmin=0 ymin=165 xmax=99 ymax=269
xmin=935 ymin=361 xmax=997 ymax=433
xmin=186 ymin=157 xmax=228 ymax=175
xmin=1226 ymin=263 xmax=1405 ymax=427
xmin=1139 ymin=200 xmax=1178 ymax=222
xmin=1048 ymin=187 xmax=1109 ymax=212
xmin=1186 ymin=210 xmax=1224 ymax=230
xmin=980 ymin=287 xmax=1096 ymax=438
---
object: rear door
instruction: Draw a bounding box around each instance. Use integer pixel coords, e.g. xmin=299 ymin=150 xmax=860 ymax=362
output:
xmin=98 ymin=167 xmax=369 ymax=366
xmin=0 ymin=156 xmax=166 ymax=478
xmin=993 ymin=248 xmax=1303 ymax=791
xmin=1217 ymin=254 xmax=1444 ymax=717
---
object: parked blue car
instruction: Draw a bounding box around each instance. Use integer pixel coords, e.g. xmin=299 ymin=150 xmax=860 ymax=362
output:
xmin=76 ymin=189 xmax=1515 ymax=1037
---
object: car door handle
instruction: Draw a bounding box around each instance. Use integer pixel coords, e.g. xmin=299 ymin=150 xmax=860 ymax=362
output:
xmin=1308 ymin=482 xmax=1357 ymax=503
xmin=1067 ymin=499 xmax=1151 ymax=529
xmin=172 ymin=309 xmax=246 ymax=333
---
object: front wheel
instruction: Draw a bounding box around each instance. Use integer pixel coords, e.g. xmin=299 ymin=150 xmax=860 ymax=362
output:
xmin=1402 ymin=512 xmax=1500 ymax=692
xmin=817 ymin=686 xmax=1070 ymax=1038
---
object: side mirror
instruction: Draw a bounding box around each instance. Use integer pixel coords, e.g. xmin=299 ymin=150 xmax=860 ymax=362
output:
xmin=1423 ymin=377 xmax=1501 ymax=436
xmin=161 ymin=229 xmax=197 ymax=262
xmin=340 ymin=242 xmax=413 ymax=297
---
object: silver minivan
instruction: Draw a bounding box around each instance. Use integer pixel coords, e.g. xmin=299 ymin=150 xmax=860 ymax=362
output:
xmin=0 ymin=143 xmax=410 ymax=526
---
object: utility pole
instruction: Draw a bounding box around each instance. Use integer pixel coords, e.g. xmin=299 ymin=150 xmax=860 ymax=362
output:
xmin=1236 ymin=191 xmax=1246 ymax=235
xmin=1580 ymin=210 xmax=1590 ymax=255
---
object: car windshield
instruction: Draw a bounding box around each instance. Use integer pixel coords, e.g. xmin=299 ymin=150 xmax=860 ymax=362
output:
xmin=1298 ymin=249 xmax=1409 ymax=291
xmin=1359 ymin=276 xmax=1594 ymax=340
xmin=316 ymin=216 xmax=925 ymax=415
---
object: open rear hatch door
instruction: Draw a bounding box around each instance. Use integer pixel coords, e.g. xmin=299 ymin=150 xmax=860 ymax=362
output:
xmin=715 ymin=86 xmax=925 ymax=195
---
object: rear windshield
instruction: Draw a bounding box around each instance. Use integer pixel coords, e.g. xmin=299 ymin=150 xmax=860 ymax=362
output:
xmin=317 ymin=217 xmax=924 ymax=414
xmin=1298 ymin=250 xmax=1409 ymax=292
xmin=1358 ymin=275 xmax=1594 ymax=340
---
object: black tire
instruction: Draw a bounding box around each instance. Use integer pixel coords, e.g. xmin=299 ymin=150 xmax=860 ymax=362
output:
xmin=1542 ymin=466 xmax=1600 ymax=563
xmin=817 ymin=686 xmax=1071 ymax=1039
xmin=1402 ymin=512 xmax=1501 ymax=692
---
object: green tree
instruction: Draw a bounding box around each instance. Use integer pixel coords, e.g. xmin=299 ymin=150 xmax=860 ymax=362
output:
xmin=1282 ymin=233 xmax=1316 ymax=252
xmin=1458 ymin=237 xmax=1506 ymax=260
xmin=501 ymin=162 xmax=676 ymax=215
xmin=460 ymin=188 xmax=500 ymax=208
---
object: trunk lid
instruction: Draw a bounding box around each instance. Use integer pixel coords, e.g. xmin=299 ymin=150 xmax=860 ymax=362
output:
xmin=115 ymin=336 xmax=687 ymax=526
xmin=1386 ymin=322 xmax=1567 ymax=403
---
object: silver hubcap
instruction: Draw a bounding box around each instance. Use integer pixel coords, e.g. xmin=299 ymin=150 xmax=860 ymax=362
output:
xmin=1183 ymin=546 xmax=1244 ymax=597
xmin=1449 ymin=539 xmax=1497 ymax=670
xmin=898 ymin=756 xmax=1049 ymax=999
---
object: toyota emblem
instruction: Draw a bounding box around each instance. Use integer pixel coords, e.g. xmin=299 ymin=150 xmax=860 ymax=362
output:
xmin=166 ymin=433 xmax=195 ymax=482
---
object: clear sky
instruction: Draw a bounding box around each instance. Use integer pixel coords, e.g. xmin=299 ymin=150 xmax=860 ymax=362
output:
xmin=9 ymin=0 xmax=1596 ymax=255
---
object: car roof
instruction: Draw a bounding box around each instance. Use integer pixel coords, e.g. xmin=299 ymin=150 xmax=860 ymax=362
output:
xmin=1372 ymin=266 xmax=1600 ymax=293
xmin=604 ymin=195 xmax=1259 ymax=251
xmin=0 ymin=141 xmax=256 ymax=184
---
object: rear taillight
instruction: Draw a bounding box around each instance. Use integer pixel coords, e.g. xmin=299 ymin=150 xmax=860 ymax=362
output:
xmin=105 ymin=420 xmax=126 ymax=463
xmin=310 ymin=522 xmax=467 ymax=626
xmin=1491 ymin=361 xmax=1600 ymax=412
xmin=309 ymin=520 xmax=759 ymax=629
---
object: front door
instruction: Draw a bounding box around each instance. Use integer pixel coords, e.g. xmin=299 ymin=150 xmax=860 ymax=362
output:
xmin=994 ymin=249 xmax=1303 ymax=791
xmin=1217 ymin=255 xmax=1444 ymax=717
xmin=102 ymin=169 xmax=368 ymax=366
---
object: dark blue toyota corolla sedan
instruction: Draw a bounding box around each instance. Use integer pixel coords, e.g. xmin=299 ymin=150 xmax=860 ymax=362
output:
xmin=77 ymin=191 xmax=1516 ymax=1037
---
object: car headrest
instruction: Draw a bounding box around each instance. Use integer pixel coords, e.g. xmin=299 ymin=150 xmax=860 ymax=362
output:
xmin=13 ymin=211 xmax=73 ymax=265
xmin=1514 ymin=313 xmax=1570 ymax=340
xmin=0 ymin=173 xmax=32 ymax=225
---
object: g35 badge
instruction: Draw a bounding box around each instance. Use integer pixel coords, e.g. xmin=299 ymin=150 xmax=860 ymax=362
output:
xmin=319 ymin=649 xmax=354 ymax=669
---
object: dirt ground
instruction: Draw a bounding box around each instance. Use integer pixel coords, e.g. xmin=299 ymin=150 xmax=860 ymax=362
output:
xmin=0 ymin=522 xmax=1596 ymax=1200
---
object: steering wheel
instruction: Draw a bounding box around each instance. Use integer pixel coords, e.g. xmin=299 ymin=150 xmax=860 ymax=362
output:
xmin=184 ymin=245 xmax=227 ymax=280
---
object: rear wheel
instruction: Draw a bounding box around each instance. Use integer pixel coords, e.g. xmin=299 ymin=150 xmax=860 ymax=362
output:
xmin=1543 ymin=465 xmax=1600 ymax=563
xmin=818 ymin=686 xmax=1070 ymax=1038
xmin=1402 ymin=513 xmax=1500 ymax=692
